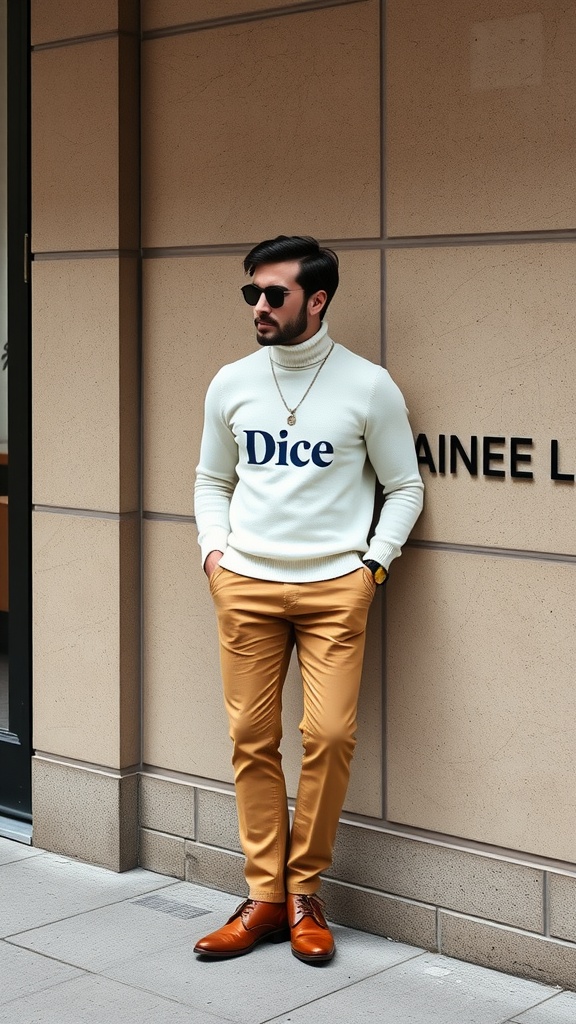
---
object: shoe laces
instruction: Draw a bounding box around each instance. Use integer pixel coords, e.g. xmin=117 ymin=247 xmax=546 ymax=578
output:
xmin=290 ymin=893 xmax=327 ymax=926
xmin=293 ymin=894 xmax=325 ymax=912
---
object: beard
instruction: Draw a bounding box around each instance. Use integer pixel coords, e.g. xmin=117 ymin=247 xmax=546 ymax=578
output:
xmin=255 ymin=299 xmax=309 ymax=347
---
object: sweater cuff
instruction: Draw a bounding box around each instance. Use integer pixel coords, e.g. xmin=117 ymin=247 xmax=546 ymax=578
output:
xmin=364 ymin=541 xmax=399 ymax=573
xmin=199 ymin=528 xmax=229 ymax=569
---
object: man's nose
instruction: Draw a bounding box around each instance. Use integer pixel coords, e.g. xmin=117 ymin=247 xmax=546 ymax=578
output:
xmin=254 ymin=293 xmax=271 ymax=313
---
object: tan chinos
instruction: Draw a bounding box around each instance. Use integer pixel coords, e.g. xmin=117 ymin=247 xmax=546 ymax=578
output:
xmin=209 ymin=564 xmax=376 ymax=902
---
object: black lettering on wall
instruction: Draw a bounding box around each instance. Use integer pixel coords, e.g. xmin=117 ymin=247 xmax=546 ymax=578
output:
xmin=483 ymin=436 xmax=506 ymax=478
xmin=510 ymin=437 xmax=533 ymax=479
xmin=415 ymin=433 xmax=436 ymax=473
xmin=550 ymin=440 xmax=575 ymax=482
xmin=438 ymin=433 xmax=446 ymax=475
xmin=449 ymin=435 xmax=478 ymax=476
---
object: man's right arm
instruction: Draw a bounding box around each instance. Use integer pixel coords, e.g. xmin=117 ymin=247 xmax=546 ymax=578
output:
xmin=194 ymin=373 xmax=238 ymax=572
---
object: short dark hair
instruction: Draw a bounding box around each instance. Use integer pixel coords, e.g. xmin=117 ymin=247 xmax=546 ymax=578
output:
xmin=243 ymin=235 xmax=339 ymax=320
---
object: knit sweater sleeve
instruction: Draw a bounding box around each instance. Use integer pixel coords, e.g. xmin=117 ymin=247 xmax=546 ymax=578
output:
xmin=194 ymin=371 xmax=237 ymax=568
xmin=363 ymin=367 xmax=424 ymax=570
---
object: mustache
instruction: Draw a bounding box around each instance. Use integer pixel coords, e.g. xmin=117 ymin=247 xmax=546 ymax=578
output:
xmin=255 ymin=317 xmax=277 ymax=327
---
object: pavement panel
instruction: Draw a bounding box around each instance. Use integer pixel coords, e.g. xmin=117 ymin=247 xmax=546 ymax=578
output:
xmin=510 ymin=990 xmax=576 ymax=1023
xmin=260 ymin=952 xmax=558 ymax=1024
xmin=0 ymin=837 xmax=44 ymax=866
xmin=103 ymin=922 xmax=424 ymax=1024
xmin=0 ymin=940 xmax=84 ymax=1007
xmin=0 ymin=973 xmax=235 ymax=1024
xmin=8 ymin=888 xmax=239 ymax=972
xmin=0 ymin=852 xmax=175 ymax=938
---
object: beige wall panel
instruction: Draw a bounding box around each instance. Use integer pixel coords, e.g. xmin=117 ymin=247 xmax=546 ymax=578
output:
xmin=139 ymin=829 xmax=186 ymax=879
xmin=33 ymin=258 xmax=138 ymax=513
xmin=386 ymin=244 xmax=576 ymax=554
xmin=140 ymin=775 xmax=195 ymax=838
xmin=386 ymin=548 xmax=576 ymax=862
xmin=321 ymin=877 xmax=437 ymax=950
xmin=387 ymin=0 xmax=576 ymax=235
xmin=142 ymin=0 xmax=345 ymax=31
xmin=185 ymin=841 xmax=247 ymax=895
xmin=31 ymin=0 xmax=138 ymax=44
xmin=143 ymin=249 xmax=380 ymax=515
xmin=143 ymin=519 xmax=233 ymax=779
xmin=142 ymin=256 xmax=254 ymax=516
xmin=141 ymin=2 xmax=380 ymax=247
xmin=331 ymin=250 xmax=381 ymax=363
xmin=32 ymin=40 xmax=121 ymax=252
xmin=33 ymin=513 xmax=140 ymax=769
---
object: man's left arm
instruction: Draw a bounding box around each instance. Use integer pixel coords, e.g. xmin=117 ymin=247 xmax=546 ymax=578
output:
xmin=363 ymin=368 xmax=424 ymax=572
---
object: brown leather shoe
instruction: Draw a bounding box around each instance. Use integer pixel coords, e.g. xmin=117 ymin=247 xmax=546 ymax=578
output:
xmin=287 ymin=894 xmax=335 ymax=963
xmin=194 ymin=899 xmax=289 ymax=958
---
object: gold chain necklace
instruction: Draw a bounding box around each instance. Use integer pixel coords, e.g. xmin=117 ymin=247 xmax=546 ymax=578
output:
xmin=269 ymin=343 xmax=334 ymax=426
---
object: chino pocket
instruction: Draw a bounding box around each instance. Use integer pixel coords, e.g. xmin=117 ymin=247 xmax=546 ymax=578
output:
xmin=208 ymin=564 xmax=226 ymax=595
xmin=361 ymin=565 xmax=377 ymax=596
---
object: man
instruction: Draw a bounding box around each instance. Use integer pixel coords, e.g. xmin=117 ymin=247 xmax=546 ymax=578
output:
xmin=193 ymin=235 xmax=423 ymax=963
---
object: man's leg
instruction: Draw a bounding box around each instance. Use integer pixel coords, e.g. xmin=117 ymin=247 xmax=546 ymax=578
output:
xmin=284 ymin=568 xmax=375 ymax=961
xmin=210 ymin=567 xmax=294 ymax=901
xmin=195 ymin=568 xmax=295 ymax=958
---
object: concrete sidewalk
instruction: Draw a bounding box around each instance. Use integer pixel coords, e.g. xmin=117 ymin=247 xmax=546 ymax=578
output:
xmin=1 ymin=836 xmax=575 ymax=1024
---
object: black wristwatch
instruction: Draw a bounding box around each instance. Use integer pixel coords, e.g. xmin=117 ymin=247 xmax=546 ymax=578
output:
xmin=362 ymin=559 xmax=388 ymax=585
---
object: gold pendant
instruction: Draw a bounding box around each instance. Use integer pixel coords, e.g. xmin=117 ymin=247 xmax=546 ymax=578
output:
xmin=287 ymin=413 xmax=296 ymax=426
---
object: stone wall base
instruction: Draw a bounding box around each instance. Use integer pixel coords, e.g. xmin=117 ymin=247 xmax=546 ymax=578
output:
xmin=138 ymin=772 xmax=576 ymax=992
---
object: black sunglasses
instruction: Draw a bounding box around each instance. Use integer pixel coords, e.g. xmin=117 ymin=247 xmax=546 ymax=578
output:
xmin=241 ymin=284 xmax=303 ymax=309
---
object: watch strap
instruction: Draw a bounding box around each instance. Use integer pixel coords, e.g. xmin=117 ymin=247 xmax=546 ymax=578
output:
xmin=362 ymin=559 xmax=388 ymax=585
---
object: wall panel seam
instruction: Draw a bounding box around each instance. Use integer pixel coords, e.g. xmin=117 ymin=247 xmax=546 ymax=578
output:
xmin=379 ymin=0 xmax=387 ymax=824
xmin=386 ymin=231 xmax=576 ymax=248
xmin=33 ymin=505 xmax=139 ymax=520
xmin=543 ymin=873 xmax=550 ymax=937
xmin=324 ymin=874 xmax=437 ymax=910
xmin=33 ymin=251 xmax=140 ymax=261
xmin=143 ymin=0 xmax=370 ymax=40
xmin=143 ymin=241 xmax=382 ymax=258
xmin=142 ymin=765 xmax=235 ymax=792
xmin=141 ymin=232 xmax=576 ymax=259
xmin=193 ymin=787 xmax=199 ymax=842
xmin=32 ymin=30 xmax=137 ymax=52
xmin=140 ymin=825 xmax=186 ymax=841
xmin=380 ymin=0 xmax=386 ymax=243
xmin=407 ymin=540 xmax=576 ymax=564
xmin=33 ymin=752 xmax=140 ymax=776
xmin=143 ymin=511 xmax=196 ymax=524
xmin=185 ymin=839 xmax=245 ymax=859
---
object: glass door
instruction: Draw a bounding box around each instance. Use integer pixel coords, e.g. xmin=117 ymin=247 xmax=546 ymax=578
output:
xmin=0 ymin=0 xmax=31 ymax=830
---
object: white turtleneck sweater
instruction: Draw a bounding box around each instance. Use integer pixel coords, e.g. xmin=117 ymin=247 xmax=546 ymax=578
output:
xmin=194 ymin=322 xmax=423 ymax=582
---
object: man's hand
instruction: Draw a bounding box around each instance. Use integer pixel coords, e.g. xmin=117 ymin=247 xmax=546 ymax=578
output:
xmin=204 ymin=550 xmax=224 ymax=578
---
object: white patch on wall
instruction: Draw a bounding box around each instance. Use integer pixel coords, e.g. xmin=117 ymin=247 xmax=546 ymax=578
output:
xmin=470 ymin=12 xmax=544 ymax=92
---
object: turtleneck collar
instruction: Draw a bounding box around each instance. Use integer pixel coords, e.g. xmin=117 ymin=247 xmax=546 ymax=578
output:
xmin=269 ymin=320 xmax=333 ymax=368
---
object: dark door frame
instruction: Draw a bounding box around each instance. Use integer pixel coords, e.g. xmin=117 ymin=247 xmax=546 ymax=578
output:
xmin=0 ymin=0 xmax=31 ymax=823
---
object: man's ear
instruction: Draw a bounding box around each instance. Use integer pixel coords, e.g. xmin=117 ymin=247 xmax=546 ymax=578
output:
xmin=308 ymin=290 xmax=327 ymax=317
